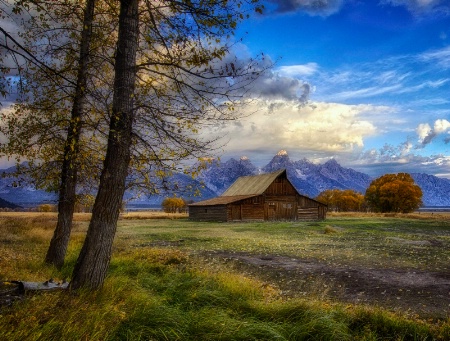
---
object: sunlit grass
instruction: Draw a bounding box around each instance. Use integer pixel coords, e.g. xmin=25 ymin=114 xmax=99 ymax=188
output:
xmin=114 ymin=216 xmax=449 ymax=272
xmin=0 ymin=213 xmax=449 ymax=340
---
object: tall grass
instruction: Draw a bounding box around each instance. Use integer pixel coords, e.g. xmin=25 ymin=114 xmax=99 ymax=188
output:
xmin=0 ymin=214 xmax=448 ymax=340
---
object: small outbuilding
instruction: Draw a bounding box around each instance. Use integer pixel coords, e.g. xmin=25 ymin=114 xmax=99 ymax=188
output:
xmin=188 ymin=169 xmax=327 ymax=222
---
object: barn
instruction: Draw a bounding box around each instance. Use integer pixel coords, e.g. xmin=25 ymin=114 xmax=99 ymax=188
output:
xmin=188 ymin=169 xmax=327 ymax=222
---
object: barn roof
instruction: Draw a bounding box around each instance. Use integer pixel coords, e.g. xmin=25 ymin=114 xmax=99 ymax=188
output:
xmin=189 ymin=169 xmax=287 ymax=207
xmin=221 ymin=169 xmax=286 ymax=196
xmin=188 ymin=195 xmax=256 ymax=206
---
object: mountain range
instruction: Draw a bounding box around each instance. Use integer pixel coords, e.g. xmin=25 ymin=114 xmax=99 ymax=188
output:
xmin=1 ymin=150 xmax=450 ymax=208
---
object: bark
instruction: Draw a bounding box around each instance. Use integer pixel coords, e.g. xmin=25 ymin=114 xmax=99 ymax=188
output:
xmin=70 ymin=0 xmax=139 ymax=290
xmin=45 ymin=0 xmax=96 ymax=269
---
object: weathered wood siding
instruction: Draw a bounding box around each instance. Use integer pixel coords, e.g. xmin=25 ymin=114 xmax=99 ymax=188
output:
xmin=188 ymin=205 xmax=227 ymax=222
xmin=227 ymin=197 xmax=265 ymax=221
xmin=297 ymin=208 xmax=319 ymax=220
xmin=296 ymin=196 xmax=327 ymax=220
xmin=265 ymin=176 xmax=297 ymax=195
xmin=189 ymin=170 xmax=327 ymax=222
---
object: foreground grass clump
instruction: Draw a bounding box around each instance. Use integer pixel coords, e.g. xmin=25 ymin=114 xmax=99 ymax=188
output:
xmin=1 ymin=213 xmax=449 ymax=340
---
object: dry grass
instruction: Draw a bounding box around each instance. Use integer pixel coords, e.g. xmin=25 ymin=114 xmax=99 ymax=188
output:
xmin=120 ymin=211 xmax=188 ymax=220
xmin=0 ymin=213 xmax=448 ymax=340
xmin=328 ymin=211 xmax=450 ymax=221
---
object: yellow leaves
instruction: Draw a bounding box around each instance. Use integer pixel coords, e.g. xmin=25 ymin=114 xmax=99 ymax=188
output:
xmin=366 ymin=173 xmax=423 ymax=213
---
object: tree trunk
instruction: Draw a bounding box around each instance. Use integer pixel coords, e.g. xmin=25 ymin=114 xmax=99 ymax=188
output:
xmin=45 ymin=0 xmax=96 ymax=269
xmin=70 ymin=0 xmax=139 ymax=290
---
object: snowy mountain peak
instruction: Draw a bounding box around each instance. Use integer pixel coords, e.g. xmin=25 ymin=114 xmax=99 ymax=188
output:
xmin=263 ymin=150 xmax=292 ymax=173
xmin=2 ymin=152 xmax=450 ymax=208
xmin=324 ymin=158 xmax=339 ymax=167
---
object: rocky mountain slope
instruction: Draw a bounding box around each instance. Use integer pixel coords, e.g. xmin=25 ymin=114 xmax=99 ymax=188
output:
xmin=2 ymin=151 xmax=450 ymax=207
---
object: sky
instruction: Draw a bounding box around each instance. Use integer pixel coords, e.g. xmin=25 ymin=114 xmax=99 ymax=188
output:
xmin=212 ymin=0 xmax=450 ymax=178
xmin=1 ymin=0 xmax=450 ymax=178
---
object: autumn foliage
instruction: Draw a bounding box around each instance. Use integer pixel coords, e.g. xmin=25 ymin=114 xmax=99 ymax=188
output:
xmin=364 ymin=173 xmax=423 ymax=213
xmin=316 ymin=189 xmax=365 ymax=212
xmin=162 ymin=197 xmax=187 ymax=213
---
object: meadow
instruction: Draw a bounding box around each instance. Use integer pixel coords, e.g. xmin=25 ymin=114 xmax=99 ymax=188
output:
xmin=0 ymin=212 xmax=449 ymax=340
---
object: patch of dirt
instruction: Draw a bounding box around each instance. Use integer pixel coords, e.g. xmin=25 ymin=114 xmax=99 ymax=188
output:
xmin=201 ymin=250 xmax=450 ymax=319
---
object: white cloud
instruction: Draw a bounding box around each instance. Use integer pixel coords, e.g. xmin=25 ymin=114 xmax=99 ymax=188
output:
xmin=416 ymin=123 xmax=432 ymax=143
xmin=434 ymin=119 xmax=450 ymax=133
xmin=418 ymin=46 xmax=450 ymax=69
xmin=212 ymin=100 xmax=380 ymax=155
xmin=416 ymin=119 xmax=450 ymax=145
xmin=328 ymin=84 xmax=403 ymax=101
xmin=381 ymin=0 xmax=450 ymax=16
xmin=277 ymin=63 xmax=319 ymax=77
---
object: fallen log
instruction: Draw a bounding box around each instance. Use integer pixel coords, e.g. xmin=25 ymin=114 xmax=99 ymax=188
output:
xmin=0 ymin=279 xmax=68 ymax=309
xmin=13 ymin=279 xmax=69 ymax=292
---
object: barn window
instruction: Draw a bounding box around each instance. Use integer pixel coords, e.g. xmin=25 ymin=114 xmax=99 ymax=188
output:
xmin=252 ymin=197 xmax=260 ymax=204
xmin=204 ymin=209 xmax=207 ymax=213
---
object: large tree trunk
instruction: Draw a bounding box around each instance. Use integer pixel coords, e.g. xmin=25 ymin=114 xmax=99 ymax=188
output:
xmin=70 ymin=0 xmax=139 ymax=290
xmin=45 ymin=0 xmax=96 ymax=269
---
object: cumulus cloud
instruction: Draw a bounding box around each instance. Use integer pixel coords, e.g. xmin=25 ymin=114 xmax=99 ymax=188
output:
xmin=416 ymin=119 xmax=450 ymax=146
xmin=266 ymin=0 xmax=344 ymax=16
xmin=249 ymin=69 xmax=312 ymax=102
xmin=211 ymin=100 xmax=379 ymax=155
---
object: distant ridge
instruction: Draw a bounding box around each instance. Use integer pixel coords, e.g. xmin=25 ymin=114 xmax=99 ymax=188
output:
xmin=194 ymin=151 xmax=450 ymax=206
xmin=1 ymin=150 xmax=450 ymax=207
xmin=0 ymin=196 xmax=21 ymax=209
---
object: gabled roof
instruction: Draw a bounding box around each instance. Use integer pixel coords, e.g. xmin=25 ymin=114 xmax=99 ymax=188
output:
xmin=189 ymin=169 xmax=286 ymax=207
xmin=221 ymin=169 xmax=285 ymax=196
xmin=188 ymin=195 xmax=256 ymax=206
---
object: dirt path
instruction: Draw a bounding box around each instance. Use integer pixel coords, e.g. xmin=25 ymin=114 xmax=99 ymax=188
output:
xmin=201 ymin=250 xmax=450 ymax=319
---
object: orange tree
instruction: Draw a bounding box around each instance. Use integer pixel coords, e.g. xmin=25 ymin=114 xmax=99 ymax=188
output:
xmin=364 ymin=173 xmax=422 ymax=213
xmin=316 ymin=189 xmax=365 ymax=212
xmin=162 ymin=197 xmax=186 ymax=213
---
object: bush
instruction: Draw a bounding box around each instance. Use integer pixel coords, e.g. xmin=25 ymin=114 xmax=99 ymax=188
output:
xmin=37 ymin=204 xmax=57 ymax=212
xmin=162 ymin=197 xmax=186 ymax=213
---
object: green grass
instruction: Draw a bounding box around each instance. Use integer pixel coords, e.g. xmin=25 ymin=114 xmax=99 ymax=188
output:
xmin=116 ymin=216 xmax=450 ymax=271
xmin=0 ymin=213 xmax=449 ymax=340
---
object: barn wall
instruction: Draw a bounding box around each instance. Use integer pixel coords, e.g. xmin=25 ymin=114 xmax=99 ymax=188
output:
xmin=188 ymin=205 xmax=227 ymax=221
xmin=296 ymin=195 xmax=327 ymax=220
xmin=189 ymin=173 xmax=327 ymax=222
xmin=241 ymin=204 xmax=265 ymax=220
xmin=265 ymin=176 xmax=297 ymax=195
xmin=298 ymin=195 xmax=321 ymax=208
xmin=227 ymin=197 xmax=265 ymax=221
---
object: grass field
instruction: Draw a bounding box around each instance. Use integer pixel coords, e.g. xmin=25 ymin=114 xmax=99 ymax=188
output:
xmin=0 ymin=212 xmax=449 ymax=340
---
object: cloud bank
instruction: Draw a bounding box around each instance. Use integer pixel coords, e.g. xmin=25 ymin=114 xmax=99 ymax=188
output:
xmin=211 ymin=100 xmax=380 ymax=156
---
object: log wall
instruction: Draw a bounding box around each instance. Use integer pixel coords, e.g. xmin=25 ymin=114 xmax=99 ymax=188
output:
xmin=188 ymin=205 xmax=227 ymax=222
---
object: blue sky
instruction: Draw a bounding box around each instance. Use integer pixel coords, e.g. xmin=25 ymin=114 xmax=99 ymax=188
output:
xmin=1 ymin=0 xmax=449 ymax=178
xmin=214 ymin=0 xmax=450 ymax=177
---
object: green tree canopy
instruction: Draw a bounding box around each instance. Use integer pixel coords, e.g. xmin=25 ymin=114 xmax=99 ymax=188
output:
xmin=364 ymin=173 xmax=423 ymax=213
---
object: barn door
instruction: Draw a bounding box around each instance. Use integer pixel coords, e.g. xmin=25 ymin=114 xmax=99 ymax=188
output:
xmin=231 ymin=205 xmax=241 ymax=221
xmin=266 ymin=203 xmax=276 ymax=220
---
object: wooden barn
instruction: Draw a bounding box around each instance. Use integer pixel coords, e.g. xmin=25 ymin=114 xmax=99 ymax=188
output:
xmin=188 ymin=169 xmax=327 ymax=222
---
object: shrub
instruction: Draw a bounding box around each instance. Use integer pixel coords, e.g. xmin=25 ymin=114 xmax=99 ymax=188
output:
xmin=37 ymin=204 xmax=57 ymax=212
